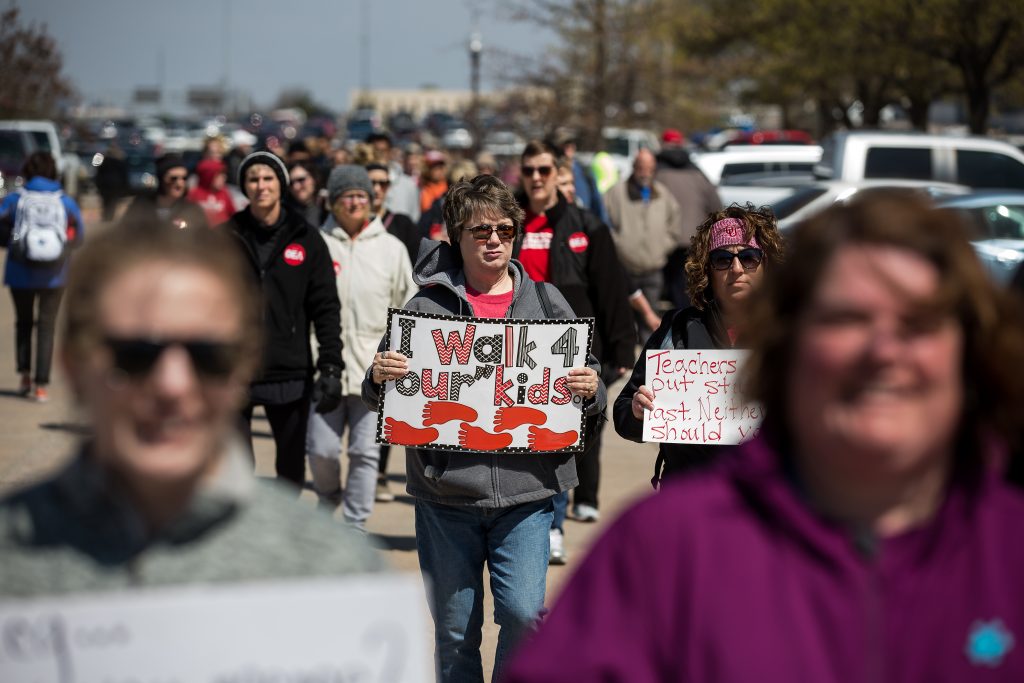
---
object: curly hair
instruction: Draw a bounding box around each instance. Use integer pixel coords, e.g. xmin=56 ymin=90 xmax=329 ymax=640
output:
xmin=685 ymin=204 xmax=785 ymax=311
xmin=442 ymin=174 xmax=525 ymax=245
xmin=742 ymin=188 xmax=1024 ymax=452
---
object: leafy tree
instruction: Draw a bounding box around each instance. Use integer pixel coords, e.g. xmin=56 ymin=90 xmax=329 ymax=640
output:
xmin=0 ymin=6 xmax=74 ymax=118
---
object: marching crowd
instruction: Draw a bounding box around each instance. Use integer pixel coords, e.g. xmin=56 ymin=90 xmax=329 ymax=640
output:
xmin=1 ymin=127 xmax=1023 ymax=683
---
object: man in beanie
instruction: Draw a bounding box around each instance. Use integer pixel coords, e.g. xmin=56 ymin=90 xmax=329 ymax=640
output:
xmin=223 ymin=151 xmax=344 ymax=489
xmin=123 ymin=154 xmax=208 ymax=229
xmin=306 ymin=165 xmax=414 ymax=528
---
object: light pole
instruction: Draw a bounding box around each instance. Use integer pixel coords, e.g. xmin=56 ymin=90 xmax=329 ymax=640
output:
xmin=469 ymin=29 xmax=482 ymax=153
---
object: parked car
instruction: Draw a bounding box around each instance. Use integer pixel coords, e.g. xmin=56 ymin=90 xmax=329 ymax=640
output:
xmin=691 ymin=145 xmax=823 ymax=207
xmin=772 ymin=179 xmax=969 ymax=231
xmin=814 ymin=130 xmax=1024 ymax=190
xmin=0 ymin=120 xmax=65 ymax=197
xmin=725 ymin=129 xmax=815 ymax=146
xmin=935 ymin=191 xmax=1024 ymax=284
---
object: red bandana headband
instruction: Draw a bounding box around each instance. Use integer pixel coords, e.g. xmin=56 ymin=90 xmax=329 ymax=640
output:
xmin=709 ymin=217 xmax=759 ymax=251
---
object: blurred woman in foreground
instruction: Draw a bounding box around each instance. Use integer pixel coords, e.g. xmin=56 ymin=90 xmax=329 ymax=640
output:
xmin=503 ymin=190 xmax=1024 ymax=681
xmin=0 ymin=223 xmax=380 ymax=595
xmin=613 ymin=205 xmax=784 ymax=487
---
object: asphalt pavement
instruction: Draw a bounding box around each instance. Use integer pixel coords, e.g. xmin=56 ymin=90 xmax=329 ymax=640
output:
xmin=0 ymin=198 xmax=658 ymax=680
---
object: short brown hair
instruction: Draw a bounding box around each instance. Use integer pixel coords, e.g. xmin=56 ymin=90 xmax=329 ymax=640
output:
xmin=442 ymin=174 xmax=525 ymax=245
xmin=685 ymin=204 xmax=784 ymax=311
xmin=521 ymin=139 xmax=560 ymax=162
xmin=743 ymin=188 xmax=1024 ymax=450
xmin=22 ymin=151 xmax=58 ymax=181
xmin=62 ymin=220 xmax=262 ymax=375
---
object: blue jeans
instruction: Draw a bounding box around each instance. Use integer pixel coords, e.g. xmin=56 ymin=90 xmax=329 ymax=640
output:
xmin=415 ymin=497 xmax=553 ymax=683
xmin=551 ymin=490 xmax=568 ymax=532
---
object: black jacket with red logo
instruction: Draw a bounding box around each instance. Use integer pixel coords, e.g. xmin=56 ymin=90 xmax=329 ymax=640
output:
xmin=513 ymin=193 xmax=636 ymax=373
xmin=225 ymin=205 xmax=342 ymax=384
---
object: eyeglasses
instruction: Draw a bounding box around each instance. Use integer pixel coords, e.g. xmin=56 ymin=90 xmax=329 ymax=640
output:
xmin=290 ymin=175 xmax=312 ymax=185
xmin=709 ymin=248 xmax=764 ymax=271
xmin=339 ymin=194 xmax=370 ymax=205
xmin=463 ymin=223 xmax=516 ymax=241
xmin=521 ymin=165 xmax=554 ymax=178
xmin=104 ymin=337 xmax=241 ymax=380
xmin=371 ymin=179 xmax=391 ymax=188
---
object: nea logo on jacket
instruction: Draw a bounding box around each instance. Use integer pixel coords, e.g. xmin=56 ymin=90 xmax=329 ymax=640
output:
xmin=283 ymin=243 xmax=305 ymax=266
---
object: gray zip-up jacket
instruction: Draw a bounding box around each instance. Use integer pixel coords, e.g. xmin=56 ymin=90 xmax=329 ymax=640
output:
xmin=361 ymin=240 xmax=606 ymax=508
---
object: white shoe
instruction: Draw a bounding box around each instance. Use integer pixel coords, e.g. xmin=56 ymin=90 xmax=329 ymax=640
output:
xmin=571 ymin=503 xmax=600 ymax=523
xmin=549 ymin=528 xmax=567 ymax=565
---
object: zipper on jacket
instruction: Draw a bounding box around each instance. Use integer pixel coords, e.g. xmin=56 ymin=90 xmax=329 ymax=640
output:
xmin=858 ymin=532 xmax=885 ymax=683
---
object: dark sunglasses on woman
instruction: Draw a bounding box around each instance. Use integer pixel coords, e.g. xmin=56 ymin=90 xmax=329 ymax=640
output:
xmin=104 ymin=337 xmax=242 ymax=380
xmin=709 ymin=248 xmax=764 ymax=271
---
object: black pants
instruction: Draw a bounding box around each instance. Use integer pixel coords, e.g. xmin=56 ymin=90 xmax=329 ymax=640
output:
xmin=572 ymin=416 xmax=606 ymax=509
xmin=378 ymin=444 xmax=391 ymax=476
xmin=239 ymin=396 xmax=310 ymax=488
xmin=10 ymin=288 xmax=64 ymax=384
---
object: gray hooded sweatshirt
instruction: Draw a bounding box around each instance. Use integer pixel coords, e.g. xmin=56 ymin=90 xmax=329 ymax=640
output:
xmin=361 ymin=240 xmax=606 ymax=508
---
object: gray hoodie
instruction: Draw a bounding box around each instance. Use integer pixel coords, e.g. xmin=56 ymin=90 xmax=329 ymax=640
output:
xmin=361 ymin=240 xmax=606 ymax=508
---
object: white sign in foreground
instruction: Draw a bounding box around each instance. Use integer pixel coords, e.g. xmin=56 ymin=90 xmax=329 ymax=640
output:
xmin=642 ymin=349 xmax=763 ymax=445
xmin=378 ymin=308 xmax=594 ymax=454
xmin=0 ymin=574 xmax=430 ymax=683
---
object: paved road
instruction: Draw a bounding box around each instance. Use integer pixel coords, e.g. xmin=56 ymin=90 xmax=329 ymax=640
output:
xmin=0 ymin=202 xmax=658 ymax=679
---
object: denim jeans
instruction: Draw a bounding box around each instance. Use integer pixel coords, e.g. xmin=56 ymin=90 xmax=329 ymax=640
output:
xmin=551 ymin=490 xmax=568 ymax=532
xmin=306 ymin=395 xmax=380 ymax=528
xmin=415 ymin=497 xmax=553 ymax=683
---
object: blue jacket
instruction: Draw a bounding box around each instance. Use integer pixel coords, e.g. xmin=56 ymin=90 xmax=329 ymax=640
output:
xmin=1 ymin=177 xmax=85 ymax=289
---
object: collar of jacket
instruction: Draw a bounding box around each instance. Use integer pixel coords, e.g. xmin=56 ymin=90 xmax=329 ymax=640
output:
xmin=51 ymin=437 xmax=254 ymax=557
xmin=324 ymin=214 xmax=385 ymax=243
xmin=626 ymin=175 xmax=659 ymax=202
xmin=515 ymin=190 xmax=569 ymax=228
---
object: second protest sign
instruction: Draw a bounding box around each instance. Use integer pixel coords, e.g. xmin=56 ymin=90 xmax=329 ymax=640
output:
xmin=377 ymin=308 xmax=594 ymax=454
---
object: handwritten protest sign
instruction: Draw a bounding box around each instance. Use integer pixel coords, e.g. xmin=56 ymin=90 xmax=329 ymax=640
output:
xmin=642 ymin=349 xmax=763 ymax=445
xmin=377 ymin=308 xmax=594 ymax=454
xmin=0 ymin=574 xmax=430 ymax=682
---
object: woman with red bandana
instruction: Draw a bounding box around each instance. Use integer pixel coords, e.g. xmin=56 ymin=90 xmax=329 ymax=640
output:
xmin=613 ymin=205 xmax=785 ymax=487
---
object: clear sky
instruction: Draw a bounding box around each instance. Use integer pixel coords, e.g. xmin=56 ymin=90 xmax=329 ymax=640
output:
xmin=20 ymin=0 xmax=551 ymax=114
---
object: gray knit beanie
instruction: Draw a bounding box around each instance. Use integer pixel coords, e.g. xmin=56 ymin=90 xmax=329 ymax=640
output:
xmin=238 ymin=151 xmax=289 ymax=190
xmin=327 ymin=165 xmax=374 ymax=204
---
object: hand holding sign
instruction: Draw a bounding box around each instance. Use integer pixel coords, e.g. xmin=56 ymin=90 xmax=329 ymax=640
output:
xmin=373 ymin=350 xmax=409 ymax=384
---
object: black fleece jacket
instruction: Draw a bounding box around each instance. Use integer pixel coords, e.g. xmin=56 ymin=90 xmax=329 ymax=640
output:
xmin=513 ymin=192 xmax=636 ymax=372
xmin=225 ymin=205 xmax=342 ymax=383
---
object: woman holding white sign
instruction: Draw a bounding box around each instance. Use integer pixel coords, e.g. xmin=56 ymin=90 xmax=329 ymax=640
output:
xmin=613 ymin=205 xmax=784 ymax=487
xmin=362 ymin=174 xmax=604 ymax=683
xmin=504 ymin=189 xmax=1024 ymax=682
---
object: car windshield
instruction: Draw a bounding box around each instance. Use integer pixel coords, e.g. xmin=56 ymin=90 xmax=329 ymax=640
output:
xmin=0 ymin=131 xmax=28 ymax=167
xmin=771 ymin=186 xmax=828 ymax=219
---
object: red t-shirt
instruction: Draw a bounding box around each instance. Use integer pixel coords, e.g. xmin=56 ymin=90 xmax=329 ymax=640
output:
xmin=466 ymin=285 xmax=514 ymax=319
xmin=519 ymin=210 xmax=553 ymax=283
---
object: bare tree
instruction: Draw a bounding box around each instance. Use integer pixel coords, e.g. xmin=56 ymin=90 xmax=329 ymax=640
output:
xmin=0 ymin=6 xmax=75 ymax=118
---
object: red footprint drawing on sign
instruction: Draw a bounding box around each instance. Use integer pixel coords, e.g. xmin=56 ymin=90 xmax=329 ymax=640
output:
xmin=458 ymin=422 xmax=514 ymax=451
xmin=384 ymin=417 xmax=439 ymax=446
xmin=528 ymin=426 xmax=579 ymax=452
xmin=493 ymin=406 xmax=548 ymax=432
xmin=422 ymin=401 xmax=478 ymax=426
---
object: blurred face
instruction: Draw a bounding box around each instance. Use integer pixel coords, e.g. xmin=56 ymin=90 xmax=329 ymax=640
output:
xmin=521 ymin=152 xmax=557 ymax=210
xmin=331 ymin=190 xmax=371 ymax=232
xmin=69 ymin=261 xmax=249 ymax=488
xmin=289 ymin=168 xmax=316 ymax=204
xmin=212 ymin=172 xmax=226 ymax=192
xmin=788 ymin=245 xmax=963 ymax=472
xmin=367 ymin=168 xmax=390 ymax=213
xmin=556 ymin=167 xmax=576 ymax=203
xmin=162 ymin=167 xmax=189 ymax=200
xmin=458 ymin=210 xmax=515 ymax=283
xmin=709 ymin=244 xmax=764 ymax=315
xmin=428 ymin=161 xmax=447 ymax=182
xmin=244 ymin=164 xmax=280 ymax=211
xmin=633 ymin=149 xmax=656 ymax=186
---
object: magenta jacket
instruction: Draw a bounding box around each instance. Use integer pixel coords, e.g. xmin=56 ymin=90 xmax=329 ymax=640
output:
xmin=502 ymin=435 xmax=1024 ymax=682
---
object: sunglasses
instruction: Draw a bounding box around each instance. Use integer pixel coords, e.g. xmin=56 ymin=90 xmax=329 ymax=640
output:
xmin=165 ymin=174 xmax=188 ymax=183
xmin=290 ymin=175 xmax=312 ymax=185
xmin=463 ymin=223 xmax=516 ymax=241
xmin=371 ymin=179 xmax=391 ymax=188
xmin=709 ymin=248 xmax=764 ymax=271
xmin=521 ymin=165 xmax=554 ymax=178
xmin=104 ymin=337 xmax=241 ymax=380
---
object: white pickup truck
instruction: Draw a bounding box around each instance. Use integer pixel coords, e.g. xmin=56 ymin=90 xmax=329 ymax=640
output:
xmin=813 ymin=130 xmax=1024 ymax=190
